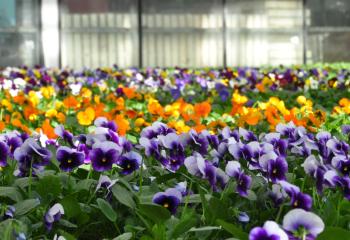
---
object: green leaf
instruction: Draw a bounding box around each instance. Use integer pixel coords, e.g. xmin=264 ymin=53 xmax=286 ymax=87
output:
xmin=75 ymin=179 xmax=96 ymax=192
xmin=126 ymin=134 xmax=138 ymax=144
xmin=113 ymin=232 xmax=133 ymax=240
xmin=169 ymin=215 xmax=197 ymax=239
xmin=60 ymin=196 xmax=81 ymax=218
xmin=14 ymin=199 xmax=40 ymax=216
xmin=245 ymin=190 xmax=257 ymax=201
xmin=318 ymin=227 xmax=350 ymax=240
xmin=138 ymin=204 xmax=171 ymax=223
xmin=0 ymin=219 xmax=28 ymax=240
xmin=59 ymin=219 xmax=78 ymax=228
xmin=323 ymin=200 xmax=337 ymax=226
xmin=216 ymin=219 xmax=249 ymax=240
xmin=0 ymin=187 xmax=22 ymax=202
xmin=57 ymin=230 xmax=77 ymax=240
xmin=208 ymin=197 xmax=228 ymax=221
xmin=189 ymin=226 xmax=221 ymax=232
xmin=112 ymin=184 xmax=136 ymax=209
xmin=13 ymin=177 xmax=31 ymax=189
xmin=36 ymin=175 xmax=62 ymax=203
xmin=96 ymin=198 xmax=117 ymax=222
xmin=152 ymin=224 xmax=167 ymax=240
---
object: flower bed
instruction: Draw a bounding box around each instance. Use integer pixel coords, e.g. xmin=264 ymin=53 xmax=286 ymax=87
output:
xmin=0 ymin=65 xmax=350 ymax=239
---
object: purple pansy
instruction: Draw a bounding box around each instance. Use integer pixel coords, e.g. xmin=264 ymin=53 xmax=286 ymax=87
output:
xmin=341 ymin=125 xmax=350 ymax=136
xmin=159 ymin=133 xmax=185 ymax=171
xmin=90 ymin=141 xmax=121 ymax=172
xmin=96 ymin=175 xmax=118 ymax=192
xmin=259 ymin=152 xmax=288 ymax=183
xmin=14 ymin=138 xmax=52 ymax=176
xmin=56 ymin=146 xmax=85 ymax=172
xmin=327 ymin=138 xmax=349 ymax=156
xmin=279 ymin=181 xmax=312 ymax=210
xmin=0 ymin=141 xmax=9 ymax=167
xmin=54 ymin=125 xmax=74 ymax=147
xmin=152 ymin=188 xmax=182 ymax=214
xmin=44 ymin=203 xmax=64 ymax=231
xmin=94 ymin=117 xmax=118 ymax=132
xmin=225 ymin=160 xmax=252 ymax=196
xmin=282 ymin=208 xmax=324 ymax=240
xmin=117 ymin=151 xmax=142 ymax=175
xmin=184 ymin=152 xmax=217 ymax=188
xmin=249 ymin=221 xmax=288 ymax=240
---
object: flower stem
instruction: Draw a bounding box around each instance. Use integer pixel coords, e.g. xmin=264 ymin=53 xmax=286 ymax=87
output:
xmin=28 ymin=161 xmax=33 ymax=197
xmin=181 ymin=181 xmax=192 ymax=219
xmin=86 ymin=165 xmax=92 ymax=179
xmin=113 ymin=222 xmax=121 ymax=235
xmin=138 ymin=159 xmax=144 ymax=195
xmin=275 ymin=204 xmax=284 ymax=223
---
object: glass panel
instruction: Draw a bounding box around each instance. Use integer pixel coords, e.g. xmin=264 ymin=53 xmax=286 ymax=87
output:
xmin=307 ymin=32 xmax=350 ymax=62
xmin=226 ymin=0 xmax=303 ymax=66
xmin=142 ymin=0 xmax=223 ymax=67
xmin=0 ymin=0 xmax=41 ymax=67
xmin=306 ymin=0 xmax=350 ymax=27
xmin=306 ymin=0 xmax=350 ymax=62
xmin=60 ymin=0 xmax=138 ymax=69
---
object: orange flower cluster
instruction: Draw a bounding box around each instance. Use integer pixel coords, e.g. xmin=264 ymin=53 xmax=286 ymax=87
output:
xmin=0 ymin=81 xmax=347 ymax=139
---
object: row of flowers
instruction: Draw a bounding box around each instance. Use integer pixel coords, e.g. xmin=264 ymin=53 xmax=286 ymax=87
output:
xmin=1 ymin=116 xmax=350 ymax=239
xmin=0 ymin=68 xmax=349 ymax=137
xmin=2 ymin=64 xmax=350 ymax=98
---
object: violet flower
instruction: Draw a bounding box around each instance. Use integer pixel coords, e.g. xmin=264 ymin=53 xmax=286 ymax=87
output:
xmin=90 ymin=141 xmax=121 ymax=172
xmin=259 ymin=152 xmax=288 ymax=183
xmin=118 ymin=151 xmax=142 ymax=175
xmin=0 ymin=141 xmax=9 ymax=167
xmin=14 ymin=138 xmax=52 ymax=176
xmin=152 ymin=188 xmax=182 ymax=214
xmin=54 ymin=125 xmax=74 ymax=147
xmin=96 ymin=175 xmax=118 ymax=192
xmin=159 ymin=133 xmax=185 ymax=171
xmin=44 ymin=203 xmax=64 ymax=231
xmin=282 ymin=208 xmax=324 ymax=240
xmin=94 ymin=117 xmax=118 ymax=132
xmin=184 ymin=152 xmax=217 ymax=188
xmin=225 ymin=160 xmax=252 ymax=196
xmin=249 ymin=221 xmax=288 ymax=240
xmin=279 ymin=181 xmax=312 ymax=210
xmin=341 ymin=125 xmax=350 ymax=137
xmin=56 ymin=146 xmax=85 ymax=172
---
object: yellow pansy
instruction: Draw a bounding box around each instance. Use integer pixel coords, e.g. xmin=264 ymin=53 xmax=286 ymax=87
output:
xmin=45 ymin=109 xmax=58 ymax=118
xmin=77 ymin=107 xmax=95 ymax=126
xmin=1 ymin=99 xmax=13 ymax=112
xmin=28 ymin=91 xmax=40 ymax=107
xmin=41 ymin=86 xmax=55 ymax=99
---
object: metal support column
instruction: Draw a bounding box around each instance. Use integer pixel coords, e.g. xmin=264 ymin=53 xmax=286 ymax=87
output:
xmin=137 ymin=0 xmax=143 ymax=68
xmin=302 ymin=0 xmax=307 ymax=64
xmin=222 ymin=0 xmax=227 ymax=68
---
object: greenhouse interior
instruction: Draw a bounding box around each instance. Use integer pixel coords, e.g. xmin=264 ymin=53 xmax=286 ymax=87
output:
xmin=0 ymin=0 xmax=350 ymax=239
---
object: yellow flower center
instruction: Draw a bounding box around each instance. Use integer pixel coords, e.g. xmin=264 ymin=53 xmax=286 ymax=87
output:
xmin=67 ymin=159 xmax=72 ymax=163
xmin=102 ymin=158 xmax=107 ymax=163
xmin=163 ymin=203 xmax=169 ymax=208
